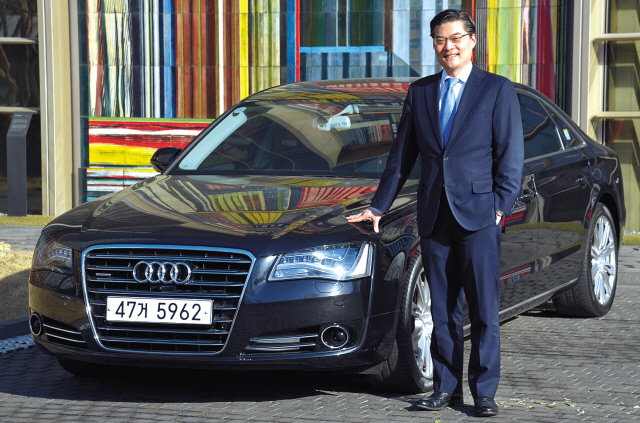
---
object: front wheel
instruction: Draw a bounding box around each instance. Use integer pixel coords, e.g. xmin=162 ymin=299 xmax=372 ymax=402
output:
xmin=553 ymin=203 xmax=618 ymax=317
xmin=366 ymin=253 xmax=434 ymax=393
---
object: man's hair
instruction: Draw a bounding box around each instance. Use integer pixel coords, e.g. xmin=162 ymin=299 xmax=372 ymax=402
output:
xmin=430 ymin=9 xmax=476 ymax=38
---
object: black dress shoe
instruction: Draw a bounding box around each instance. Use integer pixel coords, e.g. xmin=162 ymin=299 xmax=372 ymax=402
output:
xmin=416 ymin=391 xmax=464 ymax=411
xmin=474 ymin=397 xmax=499 ymax=417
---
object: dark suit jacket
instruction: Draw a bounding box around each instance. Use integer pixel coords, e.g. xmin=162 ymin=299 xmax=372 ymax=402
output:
xmin=371 ymin=65 xmax=525 ymax=237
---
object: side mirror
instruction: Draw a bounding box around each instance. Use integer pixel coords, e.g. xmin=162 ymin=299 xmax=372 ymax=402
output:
xmin=150 ymin=147 xmax=182 ymax=173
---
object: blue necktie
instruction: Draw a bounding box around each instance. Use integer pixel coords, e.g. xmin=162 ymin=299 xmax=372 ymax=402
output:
xmin=441 ymin=77 xmax=460 ymax=146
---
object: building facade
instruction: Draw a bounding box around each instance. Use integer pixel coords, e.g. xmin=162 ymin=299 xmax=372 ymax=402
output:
xmin=0 ymin=0 xmax=638 ymax=232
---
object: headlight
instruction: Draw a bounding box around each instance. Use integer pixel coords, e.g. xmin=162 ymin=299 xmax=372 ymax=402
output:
xmin=32 ymin=235 xmax=73 ymax=275
xmin=268 ymin=242 xmax=372 ymax=281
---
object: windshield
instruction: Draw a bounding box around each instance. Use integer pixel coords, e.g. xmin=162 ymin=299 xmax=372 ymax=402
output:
xmin=173 ymin=101 xmax=421 ymax=179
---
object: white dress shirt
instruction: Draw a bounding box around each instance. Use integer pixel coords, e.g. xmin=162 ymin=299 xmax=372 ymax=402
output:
xmin=438 ymin=62 xmax=474 ymax=113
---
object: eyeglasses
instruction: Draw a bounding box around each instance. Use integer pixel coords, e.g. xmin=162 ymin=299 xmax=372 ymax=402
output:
xmin=433 ymin=33 xmax=471 ymax=46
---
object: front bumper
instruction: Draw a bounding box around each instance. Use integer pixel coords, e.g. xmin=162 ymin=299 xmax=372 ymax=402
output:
xmin=29 ymin=264 xmax=398 ymax=371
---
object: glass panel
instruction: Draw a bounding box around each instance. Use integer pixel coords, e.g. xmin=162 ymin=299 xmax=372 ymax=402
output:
xmin=606 ymin=41 xmax=640 ymax=112
xmin=518 ymin=94 xmax=563 ymax=160
xmin=0 ymin=44 xmax=40 ymax=108
xmin=175 ymin=102 xmax=413 ymax=179
xmin=0 ymin=113 xmax=42 ymax=214
xmin=300 ymin=1 xmax=387 ymax=47
xmin=604 ymin=119 xmax=640 ymax=231
xmin=608 ymin=0 xmax=640 ymax=33
xmin=548 ymin=110 xmax=577 ymax=148
xmin=0 ymin=0 xmax=38 ymax=39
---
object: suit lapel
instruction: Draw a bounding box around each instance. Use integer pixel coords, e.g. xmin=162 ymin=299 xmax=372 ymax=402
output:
xmin=425 ymin=71 xmax=443 ymax=148
xmin=446 ymin=65 xmax=486 ymax=148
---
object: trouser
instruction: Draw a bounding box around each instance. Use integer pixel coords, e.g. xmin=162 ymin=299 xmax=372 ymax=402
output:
xmin=420 ymin=193 xmax=502 ymax=399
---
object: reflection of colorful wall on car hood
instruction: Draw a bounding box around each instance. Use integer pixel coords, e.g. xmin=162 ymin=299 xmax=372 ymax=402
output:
xmin=200 ymin=185 xmax=378 ymax=237
xmin=103 ymin=175 xmax=379 ymax=236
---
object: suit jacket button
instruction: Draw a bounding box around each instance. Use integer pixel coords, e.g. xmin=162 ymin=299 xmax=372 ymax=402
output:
xmin=444 ymin=157 xmax=449 ymax=161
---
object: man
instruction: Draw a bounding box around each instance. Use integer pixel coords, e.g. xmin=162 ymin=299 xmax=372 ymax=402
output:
xmin=347 ymin=9 xmax=524 ymax=418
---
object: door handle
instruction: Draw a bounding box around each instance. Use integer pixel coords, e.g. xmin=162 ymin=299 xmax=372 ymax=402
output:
xmin=576 ymin=174 xmax=589 ymax=186
xmin=518 ymin=189 xmax=535 ymax=203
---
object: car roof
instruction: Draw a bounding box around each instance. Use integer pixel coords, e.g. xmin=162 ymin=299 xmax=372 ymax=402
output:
xmin=243 ymin=78 xmax=416 ymax=103
xmin=243 ymin=77 xmax=549 ymax=104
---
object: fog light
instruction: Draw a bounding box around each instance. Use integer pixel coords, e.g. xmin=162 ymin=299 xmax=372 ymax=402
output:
xmin=30 ymin=314 xmax=43 ymax=336
xmin=320 ymin=325 xmax=351 ymax=349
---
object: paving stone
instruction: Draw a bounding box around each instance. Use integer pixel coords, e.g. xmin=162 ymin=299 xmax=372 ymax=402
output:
xmin=1 ymin=287 xmax=640 ymax=422
xmin=0 ymin=335 xmax=35 ymax=355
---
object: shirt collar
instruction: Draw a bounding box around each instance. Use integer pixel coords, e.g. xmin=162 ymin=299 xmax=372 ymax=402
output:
xmin=440 ymin=62 xmax=474 ymax=85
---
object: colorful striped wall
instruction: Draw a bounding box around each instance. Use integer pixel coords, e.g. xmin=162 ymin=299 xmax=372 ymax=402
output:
xmin=85 ymin=118 xmax=210 ymax=198
xmin=469 ymin=0 xmax=568 ymax=108
xmin=79 ymin=0 xmax=570 ymax=201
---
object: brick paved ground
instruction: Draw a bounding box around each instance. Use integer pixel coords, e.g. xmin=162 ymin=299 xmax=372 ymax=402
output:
xmin=1 ymin=286 xmax=639 ymax=422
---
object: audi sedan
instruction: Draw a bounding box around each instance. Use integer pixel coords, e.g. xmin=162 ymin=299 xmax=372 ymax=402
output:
xmin=29 ymin=78 xmax=625 ymax=392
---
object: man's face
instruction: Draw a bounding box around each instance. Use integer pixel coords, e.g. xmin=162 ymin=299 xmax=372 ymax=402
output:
xmin=433 ymin=20 xmax=476 ymax=77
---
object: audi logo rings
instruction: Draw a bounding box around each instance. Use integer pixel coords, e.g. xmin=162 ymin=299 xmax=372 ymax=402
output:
xmin=132 ymin=261 xmax=193 ymax=284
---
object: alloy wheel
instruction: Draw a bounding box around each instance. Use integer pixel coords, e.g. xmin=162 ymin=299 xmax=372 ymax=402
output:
xmin=590 ymin=215 xmax=617 ymax=305
xmin=411 ymin=268 xmax=433 ymax=380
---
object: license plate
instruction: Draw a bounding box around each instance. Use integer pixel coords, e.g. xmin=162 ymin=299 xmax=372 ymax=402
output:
xmin=106 ymin=297 xmax=212 ymax=325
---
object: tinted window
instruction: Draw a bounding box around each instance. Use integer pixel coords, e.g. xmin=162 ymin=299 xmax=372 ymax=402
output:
xmin=518 ymin=94 xmax=563 ymax=160
xmin=548 ymin=110 xmax=579 ymax=148
xmin=175 ymin=102 xmax=421 ymax=179
xmin=195 ymin=115 xmax=332 ymax=172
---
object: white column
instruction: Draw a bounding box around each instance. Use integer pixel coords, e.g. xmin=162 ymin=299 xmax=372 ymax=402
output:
xmin=37 ymin=0 xmax=74 ymax=215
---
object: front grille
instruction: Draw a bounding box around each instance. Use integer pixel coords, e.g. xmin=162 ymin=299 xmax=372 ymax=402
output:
xmin=82 ymin=245 xmax=254 ymax=354
xmin=42 ymin=316 xmax=88 ymax=349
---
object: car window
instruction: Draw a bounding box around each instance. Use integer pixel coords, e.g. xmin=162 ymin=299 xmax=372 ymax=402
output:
xmin=518 ymin=94 xmax=564 ymax=160
xmin=547 ymin=109 xmax=579 ymax=148
xmin=175 ymin=102 xmax=421 ymax=179
xmin=196 ymin=115 xmax=332 ymax=171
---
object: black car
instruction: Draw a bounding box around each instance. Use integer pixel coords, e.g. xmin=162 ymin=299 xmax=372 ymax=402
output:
xmin=29 ymin=78 xmax=625 ymax=393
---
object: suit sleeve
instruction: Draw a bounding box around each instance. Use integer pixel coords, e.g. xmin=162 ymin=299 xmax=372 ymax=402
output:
xmin=492 ymin=79 xmax=525 ymax=216
xmin=370 ymin=84 xmax=420 ymax=214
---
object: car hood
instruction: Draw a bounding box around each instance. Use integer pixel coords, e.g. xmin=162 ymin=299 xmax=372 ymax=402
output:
xmin=45 ymin=175 xmax=413 ymax=257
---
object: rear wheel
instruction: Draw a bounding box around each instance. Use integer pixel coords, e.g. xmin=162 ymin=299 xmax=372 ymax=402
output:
xmin=366 ymin=253 xmax=434 ymax=393
xmin=553 ymin=203 xmax=618 ymax=317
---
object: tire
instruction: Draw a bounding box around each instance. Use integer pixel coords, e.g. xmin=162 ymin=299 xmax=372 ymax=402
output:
xmin=553 ymin=203 xmax=618 ymax=317
xmin=366 ymin=252 xmax=434 ymax=393
xmin=56 ymin=357 xmax=133 ymax=378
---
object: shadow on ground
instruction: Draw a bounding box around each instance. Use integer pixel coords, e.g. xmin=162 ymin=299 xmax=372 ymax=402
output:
xmin=0 ymin=349 xmax=397 ymax=404
xmin=522 ymin=300 xmax=564 ymax=318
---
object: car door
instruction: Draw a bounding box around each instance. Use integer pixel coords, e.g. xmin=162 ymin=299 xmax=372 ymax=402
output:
xmin=517 ymin=92 xmax=592 ymax=297
xmin=498 ymin=169 xmax=539 ymax=313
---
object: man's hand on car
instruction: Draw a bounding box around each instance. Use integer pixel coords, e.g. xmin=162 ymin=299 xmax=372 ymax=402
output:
xmin=346 ymin=207 xmax=383 ymax=233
